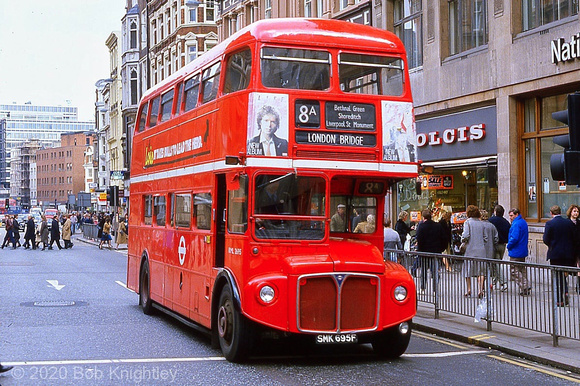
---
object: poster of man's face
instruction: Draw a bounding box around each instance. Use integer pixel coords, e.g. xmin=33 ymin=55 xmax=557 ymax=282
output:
xmin=381 ymin=101 xmax=417 ymax=163
xmin=247 ymin=93 xmax=289 ymax=157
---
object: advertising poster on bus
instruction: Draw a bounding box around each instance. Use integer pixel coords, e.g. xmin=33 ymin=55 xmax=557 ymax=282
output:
xmin=247 ymin=92 xmax=289 ymax=157
xmin=381 ymin=101 xmax=417 ymax=163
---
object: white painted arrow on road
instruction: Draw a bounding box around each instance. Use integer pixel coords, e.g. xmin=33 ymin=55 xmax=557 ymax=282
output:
xmin=46 ymin=280 xmax=65 ymax=291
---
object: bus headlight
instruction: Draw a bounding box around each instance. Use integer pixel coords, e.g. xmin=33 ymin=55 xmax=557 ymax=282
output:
xmin=259 ymin=285 xmax=276 ymax=304
xmin=394 ymin=285 xmax=407 ymax=302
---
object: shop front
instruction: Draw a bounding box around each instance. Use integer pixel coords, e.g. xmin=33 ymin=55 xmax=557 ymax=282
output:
xmin=395 ymin=105 xmax=498 ymax=233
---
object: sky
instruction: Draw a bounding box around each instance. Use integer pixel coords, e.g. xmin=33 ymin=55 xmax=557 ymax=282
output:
xmin=0 ymin=0 xmax=126 ymax=121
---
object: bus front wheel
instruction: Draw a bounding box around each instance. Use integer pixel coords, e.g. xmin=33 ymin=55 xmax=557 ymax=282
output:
xmin=372 ymin=322 xmax=411 ymax=359
xmin=139 ymin=261 xmax=154 ymax=315
xmin=217 ymin=285 xmax=253 ymax=362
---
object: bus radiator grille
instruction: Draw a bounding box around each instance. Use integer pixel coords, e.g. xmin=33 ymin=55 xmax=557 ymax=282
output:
xmin=298 ymin=275 xmax=378 ymax=332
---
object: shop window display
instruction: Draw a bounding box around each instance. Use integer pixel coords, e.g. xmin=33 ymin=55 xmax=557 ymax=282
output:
xmin=522 ymin=94 xmax=580 ymax=222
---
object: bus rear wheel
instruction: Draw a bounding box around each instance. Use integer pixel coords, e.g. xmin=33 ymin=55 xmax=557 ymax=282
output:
xmin=217 ymin=285 xmax=253 ymax=362
xmin=139 ymin=261 xmax=154 ymax=315
xmin=372 ymin=322 xmax=412 ymax=359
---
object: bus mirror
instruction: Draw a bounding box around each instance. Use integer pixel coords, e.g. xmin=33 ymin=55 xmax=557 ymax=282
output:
xmin=225 ymin=156 xmax=240 ymax=165
xmin=415 ymin=179 xmax=422 ymax=196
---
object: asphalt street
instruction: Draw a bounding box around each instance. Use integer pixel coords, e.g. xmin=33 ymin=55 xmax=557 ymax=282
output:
xmin=0 ymin=233 xmax=578 ymax=385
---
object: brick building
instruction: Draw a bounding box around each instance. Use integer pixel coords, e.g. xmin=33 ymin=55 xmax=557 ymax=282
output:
xmin=36 ymin=132 xmax=95 ymax=209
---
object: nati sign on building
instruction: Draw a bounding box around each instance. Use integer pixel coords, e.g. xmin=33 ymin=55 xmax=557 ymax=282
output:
xmin=551 ymin=32 xmax=580 ymax=64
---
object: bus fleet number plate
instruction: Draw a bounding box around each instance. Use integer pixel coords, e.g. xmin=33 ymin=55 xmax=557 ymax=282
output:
xmin=315 ymin=334 xmax=358 ymax=344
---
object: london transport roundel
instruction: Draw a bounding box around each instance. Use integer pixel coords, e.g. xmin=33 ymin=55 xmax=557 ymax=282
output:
xmin=178 ymin=236 xmax=186 ymax=266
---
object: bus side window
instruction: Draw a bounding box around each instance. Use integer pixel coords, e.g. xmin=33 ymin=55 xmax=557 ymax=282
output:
xmin=172 ymin=193 xmax=192 ymax=228
xmin=184 ymin=74 xmax=200 ymax=112
xmin=223 ymin=48 xmax=252 ymax=95
xmin=194 ymin=193 xmax=212 ymax=230
xmin=144 ymin=195 xmax=153 ymax=225
xmin=154 ymin=195 xmax=166 ymax=226
xmin=160 ymin=89 xmax=174 ymax=122
xmin=149 ymin=96 xmax=160 ymax=127
xmin=227 ymin=175 xmax=248 ymax=234
xmin=174 ymin=82 xmax=183 ymax=117
xmin=201 ymin=62 xmax=221 ymax=103
xmin=137 ymin=103 xmax=148 ymax=133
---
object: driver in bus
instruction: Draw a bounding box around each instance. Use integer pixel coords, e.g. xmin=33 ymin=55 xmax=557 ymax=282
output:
xmin=247 ymin=105 xmax=288 ymax=157
xmin=257 ymin=180 xmax=283 ymax=214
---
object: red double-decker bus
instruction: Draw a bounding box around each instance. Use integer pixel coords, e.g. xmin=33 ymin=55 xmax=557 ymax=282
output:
xmin=127 ymin=18 xmax=418 ymax=362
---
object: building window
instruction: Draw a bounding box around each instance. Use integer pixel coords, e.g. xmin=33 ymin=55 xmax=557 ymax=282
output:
xmin=130 ymin=69 xmax=138 ymax=106
xmin=130 ymin=20 xmax=137 ymax=49
xmin=394 ymin=0 xmax=423 ymax=69
xmin=340 ymin=0 xmax=348 ymax=10
xmin=166 ymin=10 xmax=171 ymax=35
xmin=249 ymin=5 xmax=255 ymax=24
xmin=206 ymin=0 xmax=215 ymax=22
xmin=521 ymin=93 xmax=579 ymax=221
xmin=522 ymin=0 xmax=579 ymax=31
xmin=305 ymin=0 xmax=312 ymax=17
xmin=265 ymin=0 xmax=272 ymax=18
xmin=317 ymin=0 xmax=324 ymax=17
xmin=449 ymin=0 xmax=488 ymax=56
xmin=189 ymin=6 xmax=197 ymax=23
xmin=187 ymin=43 xmax=197 ymax=63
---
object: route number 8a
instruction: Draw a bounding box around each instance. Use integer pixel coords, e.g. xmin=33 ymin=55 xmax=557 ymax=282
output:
xmin=295 ymin=100 xmax=320 ymax=128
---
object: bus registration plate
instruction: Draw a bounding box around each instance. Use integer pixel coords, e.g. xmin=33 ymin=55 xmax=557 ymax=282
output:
xmin=315 ymin=334 xmax=358 ymax=344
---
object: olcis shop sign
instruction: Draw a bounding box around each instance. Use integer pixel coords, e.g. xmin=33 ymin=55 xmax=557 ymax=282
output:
xmin=415 ymin=105 xmax=497 ymax=162
xmin=416 ymin=124 xmax=485 ymax=147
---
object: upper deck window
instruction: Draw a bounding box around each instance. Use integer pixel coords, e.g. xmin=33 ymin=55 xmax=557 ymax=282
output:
xmin=137 ymin=103 xmax=147 ymax=133
xmin=184 ymin=74 xmax=201 ymax=112
xmin=223 ymin=48 xmax=252 ymax=95
xmin=201 ymin=62 xmax=221 ymax=103
xmin=339 ymin=53 xmax=404 ymax=96
xmin=261 ymin=47 xmax=330 ymax=91
xmin=149 ymin=96 xmax=160 ymax=127
xmin=160 ymin=89 xmax=174 ymax=122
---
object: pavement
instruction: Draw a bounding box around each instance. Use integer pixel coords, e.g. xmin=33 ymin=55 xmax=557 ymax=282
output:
xmin=74 ymin=234 xmax=580 ymax=373
xmin=74 ymin=232 xmax=127 ymax=250
xmin=413 ymin=302 xmax=580 ymax=374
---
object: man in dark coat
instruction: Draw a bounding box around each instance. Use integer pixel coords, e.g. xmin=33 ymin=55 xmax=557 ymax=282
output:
xmin=24 ymin=215 xmax=36 ymax=249
xmin=543 ymin=205 xmax=575 ymax=306
xmin=49 ymin=214 xmax=63 ymax=250
xmin=415 ymin=209 xmax=445 ymax=292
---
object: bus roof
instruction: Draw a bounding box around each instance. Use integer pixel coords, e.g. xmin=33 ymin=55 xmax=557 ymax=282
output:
xmin=141 ymin=18 xmax=406 ymax=101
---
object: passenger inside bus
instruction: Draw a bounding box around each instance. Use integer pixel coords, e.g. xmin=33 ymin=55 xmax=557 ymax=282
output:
xmin=353 ymin=214 xmax=376 ymax=234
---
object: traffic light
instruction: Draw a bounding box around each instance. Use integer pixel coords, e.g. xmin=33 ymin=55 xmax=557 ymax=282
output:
xmin=550 ymin=93 xmax=580 ymax=185
xmin=107 ymin=186 xmax=119 ymax=206
xmin=4 ymin=198 xmax=9 ymax=208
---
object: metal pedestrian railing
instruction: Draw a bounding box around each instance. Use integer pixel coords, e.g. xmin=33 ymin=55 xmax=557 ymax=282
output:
xmin=385 ymin=249 xmax=580 ymax=346
xmin=82 ymin=224 xmax=100 ymax=240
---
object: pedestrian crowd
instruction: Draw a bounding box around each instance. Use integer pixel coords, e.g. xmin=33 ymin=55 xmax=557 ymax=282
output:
xmin=387 ymin=204 xmax=580 ymax=306
xmin=2 ymin=210 xmax=128 ymax=252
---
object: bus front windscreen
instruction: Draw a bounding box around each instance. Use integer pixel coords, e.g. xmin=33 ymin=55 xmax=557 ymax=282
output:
xmin=254 ymin=174 xmax=326 ymax=240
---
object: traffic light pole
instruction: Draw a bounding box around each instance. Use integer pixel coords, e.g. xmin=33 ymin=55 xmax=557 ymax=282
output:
xmin=550 ymin=92 xmax=580 ymax=185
